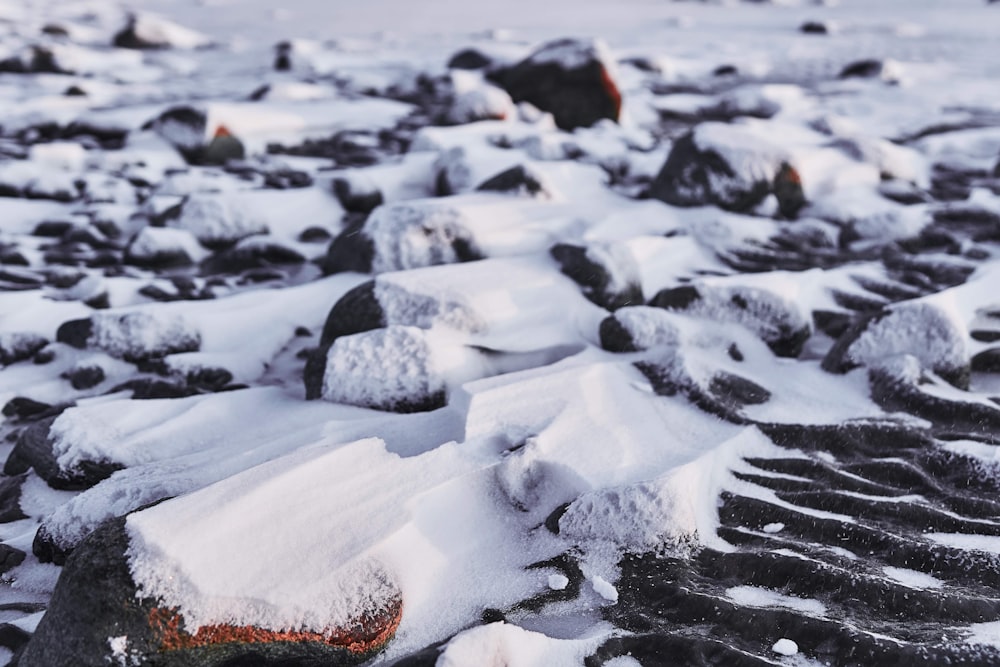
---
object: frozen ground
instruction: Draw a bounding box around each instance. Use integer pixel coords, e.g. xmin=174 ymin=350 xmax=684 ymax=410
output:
xmin=1 ymin=0 xmax=1000 ymax=665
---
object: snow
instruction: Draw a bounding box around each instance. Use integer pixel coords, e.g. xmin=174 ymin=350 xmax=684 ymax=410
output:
xmin=727 ymin=586 xmax=827 ymax=617
xmin=0 ymin=0 xmax=999 ymax=664
xmin=773 ymin=638 xmax=799 ymax=656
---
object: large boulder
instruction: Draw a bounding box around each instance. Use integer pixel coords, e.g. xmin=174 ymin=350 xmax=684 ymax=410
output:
xmin=488 ymin=38 xmax=622 ymax=130
xmin=19 ymin=517 xmax=400 ymax=667
xmin=649 ymin=123 xmax=806 ymax=218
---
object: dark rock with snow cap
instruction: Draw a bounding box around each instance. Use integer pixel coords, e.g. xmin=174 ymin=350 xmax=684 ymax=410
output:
xmin=822 ymin=301 xmax=970 ymax=389
xmin=0 ymin=474 xmax=28 ymax=523
xmin=4 ymin=418 xmax=122 ymax=491
xmin=488 ymin=38 xmax=622 ymax=130
xmin=20 ymin=517 xmax=403 ymax=667
xmin=869 ymin=355 xmax=1000 ymax=433
xmin=112 ymin=12 xmax=211 ymax=50
xmin=649 ymin=125 xmax=806 ymax=218
xmin=125 ymin=227 xmax=204 ymax=268
xmin=57 ymin=311 xmax=201 ymax=363
xmin=447 ymin=48 xmax=494 ymax=70
xmin=550 ymin=243 xmax=643 ymax=311
xmin=649 ymin=284 xmax=811 ymax=357
xmin=307 ymin=326 xmax=486 ymax=412
xmin=332 ymin=175 xmax=384 ymax=214
xmin=149 ymin=108 xmax=243 ymax=165
xmin=0 ymin=332 xmax=49 ymax=366
xmin=477 ymin=165 xmax=551 ymax=198
xmin=323 ymin=201 xmax=481 ymax=276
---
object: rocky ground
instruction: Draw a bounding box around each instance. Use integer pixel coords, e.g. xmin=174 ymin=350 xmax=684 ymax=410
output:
xmin=1 ymin=0 xmax=1000 ymax=665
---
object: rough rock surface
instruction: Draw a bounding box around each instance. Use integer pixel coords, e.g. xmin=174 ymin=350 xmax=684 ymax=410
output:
xmin=19 ymin=518 xmax=401 ymax=667
xmin=489 ymin=38 xmax=622 ymax=130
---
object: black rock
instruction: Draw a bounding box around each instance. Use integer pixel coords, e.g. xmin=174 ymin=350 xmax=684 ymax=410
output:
xmin=4 ymin=418 xmax=122 ymax=491
xmin=186 ymin=367 xmax=234 ymax=391
xmin=0 ymin=622 xmax=30 ymax=653
xmin=822 ymin=303 xmax=970 ymax=389
xmin=55 ymin=318 xmax=93 ymax=349
xmin=649 ymin=284 xmax=811 ymax=358
xmin=550 ymin=243 xmax=643 ymax=311
xmin=298 ymin=227 xmax=333 ymax=243
xmin=321 ymin=217 xmax=375 ymax=275
xmin=33 ymin=221 xmax=75 ymax=238
xmin=800 ymin=21 xmax=829 ymax=34
xmin=0 ymin=333 xmax=49 ymax=366
xmin=869 ymin=358 xmax=1000 ymax=434
xmin=112 ymin=379 xmax=199 ymax=400
xmin=2 ymin=397 xmax=57 ymax=421
xmin=713 ymin=64 xmax=739 ymax=77
xmin=972 ymin=348 xmax=1000 ymax=373
xmin=477 ymin=165 xmax=549 ymax=198
xmin=318 ymin=281 xmax=386 ymax=349
xmin=840 ymin=59 xmax=886 ymax=79
xmin=202 ymin=239 xmax=305 ymax=274
xmin=447 ymin=48 xmax=494 ymax=70
xmin=488 ymin=38 xmax=622 ymax=130
xmin=648 ymin=130 xmax=806 ymax=218
xmin=332 ymin=176 xmax=384 ymax=214
xmin=0 ymin=474 xmax=28 ymax=523
xmin=64 ymin=365 xmax=105 ymax=390
xmin=598 ymin=315 xmax=638 ymax=353
xmin=274 ymin=41 xmax=292 ymax=71
xmin=306 ymin=281 xmax=386 ymax=400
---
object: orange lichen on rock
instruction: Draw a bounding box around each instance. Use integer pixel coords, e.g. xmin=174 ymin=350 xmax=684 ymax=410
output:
xmin=149 ymin=594 xmax=403 ymax=656
xmin=598 ymin=65 xmax=623 ymax=120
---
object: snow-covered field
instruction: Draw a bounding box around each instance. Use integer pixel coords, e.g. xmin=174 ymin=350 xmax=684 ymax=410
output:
xmin=1 ymin=0 xmax=1000 ymax=664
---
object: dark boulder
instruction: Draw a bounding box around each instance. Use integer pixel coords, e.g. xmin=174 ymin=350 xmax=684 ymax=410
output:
xmin=4 ymin=418 xmax=123 ymax=491
xmin=488 ymin=38 xmax=622 ymax=130
xmin=0 ymin=333 xmax=48 ymax=366
xmin=649 ymin=126 xmax=805 ymax=218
